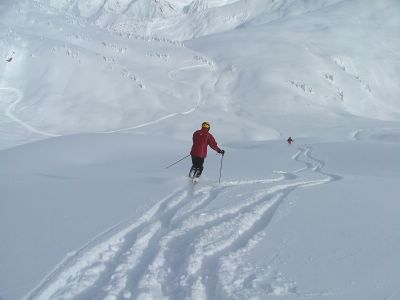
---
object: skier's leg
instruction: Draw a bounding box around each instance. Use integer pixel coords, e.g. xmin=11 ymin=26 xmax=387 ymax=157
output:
xmin=194 ymin=167 xmax=203 ymax=178
xmin=188 ymin=165 xmax=195 ymax=178
xmin=189 ymin=155 xmax=199 ymax=178
xmin=194 ymin=157 xmax=204 ymax=178
xmin=190 ymin=156 xmax=203 ymax=178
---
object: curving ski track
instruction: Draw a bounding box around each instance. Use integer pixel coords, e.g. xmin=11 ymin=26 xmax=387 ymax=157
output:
xmin=24 ymin=146 xmax=341 ymax=300
xmin=104 ymin=63 xmax=210 ymax=134
xmin=1 ymin=61 xmax=210 ymax=137
xmin=0 ymin=87 xmax=59 ymax=137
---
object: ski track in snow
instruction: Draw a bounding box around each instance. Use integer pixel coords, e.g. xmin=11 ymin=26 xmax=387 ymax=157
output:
xmin=24 ymin=146 xmax=341 ymax=300
xmin=104 ymin=63 xmax=210 ymax=134
xmin=0 ymin=87 xmax=59 ymax=137
xmin=1 ymin=60 xmax=210 ymax=137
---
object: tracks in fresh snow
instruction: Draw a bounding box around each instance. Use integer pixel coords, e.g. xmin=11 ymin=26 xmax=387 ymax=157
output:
xmin=1 ymin=61 xmax=210 ymax=137
xmin=25 ymin=146 xmax=341 ymax=300
xmin=0 ymin=87 xmax=59 ymax=137
xmin=104 ymin=63 xmax=210 ymax=133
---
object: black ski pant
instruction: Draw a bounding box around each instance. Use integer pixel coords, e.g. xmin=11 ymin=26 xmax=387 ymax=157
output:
xmin=190 ymin=155 xmax=204 ymax=177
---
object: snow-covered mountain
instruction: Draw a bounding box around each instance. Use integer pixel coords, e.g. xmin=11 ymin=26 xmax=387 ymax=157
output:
xmin=31 ymin=0 xmax=346 ymax=39
xmin=1 ymin=0 xmax=399 ymax=149
xmin=0 ymin=1 xmax=399 ymax=299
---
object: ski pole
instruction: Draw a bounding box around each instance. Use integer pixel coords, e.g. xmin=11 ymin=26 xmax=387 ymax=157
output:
xmin=165 ymin=154 xmax=190 ymax=169
xmin=218 ymin=153 xmax=224 ymax=184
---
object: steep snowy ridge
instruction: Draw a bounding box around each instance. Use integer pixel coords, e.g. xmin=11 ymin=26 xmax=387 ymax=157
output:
xmin=123 ymin=0 xmax=178 ymax=19
xmin=30 ymin=0 xmax=179 ymax=21
xmin=30 ymin=0 xmax=347 ymax=39
xmin=93 ymin=0 xmax=180 ymax=29
xmin=186 ymin=0 xmax=209 ymax=13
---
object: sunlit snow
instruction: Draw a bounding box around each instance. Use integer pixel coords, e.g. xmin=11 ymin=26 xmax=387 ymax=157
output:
xmin=0 ymin=0 xmax=399 ymax=299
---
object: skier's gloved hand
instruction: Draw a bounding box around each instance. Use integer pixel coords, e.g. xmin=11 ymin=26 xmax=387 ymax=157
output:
xmin=219 ymin=149 xmax=225 ymax=155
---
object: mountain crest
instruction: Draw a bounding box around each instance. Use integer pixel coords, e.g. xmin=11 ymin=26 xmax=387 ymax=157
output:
xmin=124 ymin=0 xmax=178 ymax=20
xmin=183 ymin=0 xmax=208 ymax=16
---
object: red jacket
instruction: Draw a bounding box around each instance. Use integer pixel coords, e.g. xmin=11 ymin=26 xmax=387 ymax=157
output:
xmin=191 ymin=128 xmax=221 ymax=158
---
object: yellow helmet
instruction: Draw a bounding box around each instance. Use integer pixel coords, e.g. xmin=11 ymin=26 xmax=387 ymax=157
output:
xmin=201 ymin=121 xmax=210 ymax=129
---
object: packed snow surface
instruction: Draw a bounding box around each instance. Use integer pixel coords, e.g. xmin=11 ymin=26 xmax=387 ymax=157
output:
xmin=0 ymin=0 xmax=399 ymax=299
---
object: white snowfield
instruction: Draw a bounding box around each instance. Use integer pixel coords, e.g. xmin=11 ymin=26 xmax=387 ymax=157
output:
xmin=0 ymin=0 xmax=399 ymax=299
xmin=23 ymin=144 xmax=340 ymax=300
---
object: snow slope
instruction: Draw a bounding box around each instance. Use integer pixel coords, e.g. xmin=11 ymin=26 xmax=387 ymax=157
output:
xmin=1 ymin=0 xmax=399 ymax=150
xmin=1 ymin=132 xmax=399 ymax=300
xmin=0 ymin=0 xmax=399 ymax=299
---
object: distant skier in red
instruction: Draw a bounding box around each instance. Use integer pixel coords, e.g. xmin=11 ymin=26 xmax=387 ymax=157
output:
xmin=189 ymin=121 xmax=225 ymax=179
xmin=287 ymin=136 xmax=294 ymax=145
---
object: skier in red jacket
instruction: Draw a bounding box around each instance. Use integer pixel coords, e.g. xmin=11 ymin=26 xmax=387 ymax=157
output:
xmin=189 ymin=121 xmax=225 ymax=179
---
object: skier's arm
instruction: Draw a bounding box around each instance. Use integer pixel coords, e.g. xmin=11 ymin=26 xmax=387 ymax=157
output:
xmin=208 ymin=134 xmax=222 ymax=153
